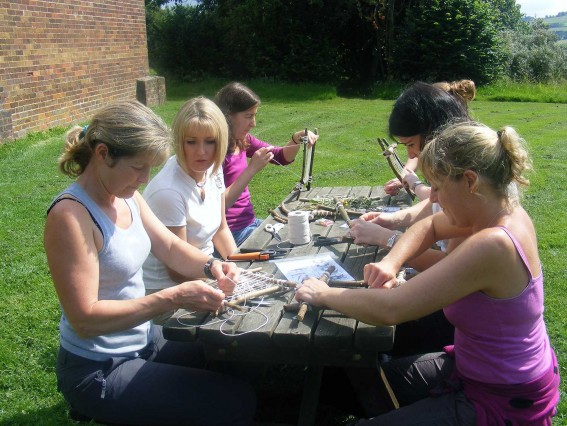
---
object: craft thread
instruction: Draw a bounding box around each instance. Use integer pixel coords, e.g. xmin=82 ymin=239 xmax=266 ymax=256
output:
xmin=287 ymin=210 xmax=311 ymax=245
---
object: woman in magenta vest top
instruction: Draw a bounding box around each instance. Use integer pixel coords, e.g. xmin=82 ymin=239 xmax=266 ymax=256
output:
xmin=214 ymin=82 xmax=319 ymax=246
xmin=296 ymin=121 xmax=560 ymax=425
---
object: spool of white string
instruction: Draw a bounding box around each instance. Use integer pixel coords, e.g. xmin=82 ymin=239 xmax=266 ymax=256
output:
xmin=287 ymin=210 xmax=311 ymax=245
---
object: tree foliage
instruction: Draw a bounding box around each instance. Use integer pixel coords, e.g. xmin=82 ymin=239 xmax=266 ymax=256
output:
xmin=145 ymin=0 xmax=566 ymax=86
xmin=503 ymin=20 xmax=567 ymax=82
xmin=391 ymin=0 xmax=506 ymax=84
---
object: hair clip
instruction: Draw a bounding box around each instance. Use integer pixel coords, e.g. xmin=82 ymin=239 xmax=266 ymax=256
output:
xmin=80 ymin=125 xmax=88 ymax=139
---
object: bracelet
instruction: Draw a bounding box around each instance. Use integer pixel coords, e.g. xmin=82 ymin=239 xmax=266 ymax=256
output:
xmin=291 ymin=133 xmax=300 ymax=145
xmin=410 ymin=180 xmax=423 ymax=192
xmin=386 ymin=231 xmax=402 ymax=250
xmin=203 ymin=257 xmax=219 ymax=279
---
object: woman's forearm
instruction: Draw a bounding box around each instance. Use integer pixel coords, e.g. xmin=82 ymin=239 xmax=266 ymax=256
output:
xmin=224 ymin=166 xmax=256 ymax=208
xmin=212 ymin=228 xmax=238 ymax=260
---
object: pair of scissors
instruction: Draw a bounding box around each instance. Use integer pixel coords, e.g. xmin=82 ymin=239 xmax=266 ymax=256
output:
xmin=264 ymin=223 xmax=283 ymax=241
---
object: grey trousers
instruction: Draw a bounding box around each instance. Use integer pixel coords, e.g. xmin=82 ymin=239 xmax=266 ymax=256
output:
xmin=357 ymin=352 xmax=476 ymax=425
xmin=56 ymin=325 xmax=256 ymax=425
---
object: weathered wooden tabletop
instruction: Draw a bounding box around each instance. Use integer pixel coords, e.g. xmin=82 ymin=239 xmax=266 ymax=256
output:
xmin=163 ymin=186 xmax=413 ymax=368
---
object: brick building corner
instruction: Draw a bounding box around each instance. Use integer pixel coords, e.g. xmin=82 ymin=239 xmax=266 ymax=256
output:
xmin=0 ymin=0 xmax=160 ymax=142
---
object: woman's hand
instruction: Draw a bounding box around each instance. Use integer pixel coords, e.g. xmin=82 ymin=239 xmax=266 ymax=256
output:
xmin=292 ymin=130 xmax=319 ymax=147
xmin=358 ymin=211 xmax=395 ymax=228
xmin=174 ymin=280 xmax=226 ymax=312
xmin=358 ymin=211 xmax=381 ymax=222
xmin=349 ymin=219 xmax=396 ymax=247
xmin=211 ymin=261 xmax=240 ymax=296
xmin=248 ymin=146 xmax=274 ymax=174
xmin=401 ymin=168 xmax=420 ymax=190
xmin=384 ymin=178 xmax=402 ymax=195
xmin=295 ymin=277 xmax=329 ymax=307
xmin=364 ymin=260 xmax=399 ymax=289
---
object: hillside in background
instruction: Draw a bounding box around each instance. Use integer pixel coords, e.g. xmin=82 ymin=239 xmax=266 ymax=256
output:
xmin=526 ymin=11 xmax=567 ymax=44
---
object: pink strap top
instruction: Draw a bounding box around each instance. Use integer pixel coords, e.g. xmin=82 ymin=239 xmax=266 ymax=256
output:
xmin=444 ymin=226 xmax=551 ymax=384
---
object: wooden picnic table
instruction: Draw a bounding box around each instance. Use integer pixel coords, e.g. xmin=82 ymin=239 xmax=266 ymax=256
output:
xmin=162 ymin=185 xmax=413 ymax=425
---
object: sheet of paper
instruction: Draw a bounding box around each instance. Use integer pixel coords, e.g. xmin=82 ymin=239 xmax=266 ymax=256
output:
xmin=272 ymin=253 xmax=354 ymax=283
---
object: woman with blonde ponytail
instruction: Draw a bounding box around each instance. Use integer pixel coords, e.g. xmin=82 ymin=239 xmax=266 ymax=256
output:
xmin=298 ymin=121 xmax=559 ymax=425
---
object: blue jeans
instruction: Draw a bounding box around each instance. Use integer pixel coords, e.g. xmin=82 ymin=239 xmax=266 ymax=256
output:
xmin=231 ymin=218 xmax=263 ymax=246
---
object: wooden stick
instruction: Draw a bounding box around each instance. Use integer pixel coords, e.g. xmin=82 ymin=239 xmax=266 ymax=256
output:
xmin=315 ymin=204 xmax=336 ymax=212
xmin=328 ymin=279 xmax=367 ymax=287
xmin=223 ymin=300 xmax=247 ymax=311
xmin=376 ymin=138 xmax=415 ymax=201
xmin=268 ymin=209 xmax=288 ymax=224
xmin=279 ymin=202 xmax=291 ymax=215
xmin=296 ymin=303 xmax=309 ymax=321
xmin=238 ymin=272 xmax=298 ymax=289
xmin=379 ymin=364 xmax=400 ymax=409
xmin=333 ymin=196 xmax=353 ymax=228
xmin=283 ymin=302 xmax=301 ymax=312
xmin=228 ymin=285 xmax=283 ymax=305
xmin=297 ymin=265 xmax=336 ymax=321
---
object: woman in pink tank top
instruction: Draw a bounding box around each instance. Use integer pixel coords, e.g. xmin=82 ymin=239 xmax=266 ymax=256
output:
xmin=296 ymin=121 xmax=559 ymax=425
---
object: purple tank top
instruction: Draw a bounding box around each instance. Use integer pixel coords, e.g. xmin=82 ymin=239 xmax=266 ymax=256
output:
xmin=444 ymin=226 xmax=552 ymax=384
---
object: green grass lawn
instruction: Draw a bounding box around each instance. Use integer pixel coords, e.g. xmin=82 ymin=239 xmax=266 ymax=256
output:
xmin=1 ymin=80 xmax=566 ymax=425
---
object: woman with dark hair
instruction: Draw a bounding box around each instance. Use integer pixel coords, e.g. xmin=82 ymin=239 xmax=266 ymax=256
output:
xmin=349 ymin=81 xmax=475 ymax=357
xmin=385 ymin=79 xmax=476 ymax=200
xmin=351 ymin=80 xmax=475 ymax=261
xmin=214 ymin=82 xmax=319 ymax=245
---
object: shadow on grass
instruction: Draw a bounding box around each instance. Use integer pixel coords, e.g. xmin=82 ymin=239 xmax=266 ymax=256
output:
xmin=164 ymin=78 xmax=339 ymax=104
xmin=230 ymin=363 xmax=391 ymax=425
xmin=1 ymin=400 xmax=82 ymax=426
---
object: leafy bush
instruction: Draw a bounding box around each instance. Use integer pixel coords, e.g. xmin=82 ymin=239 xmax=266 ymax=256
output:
xmin=503 ymin=20 xmax=567 ymax=83
xmin=391 ymin=0 xmax=506 ymax=84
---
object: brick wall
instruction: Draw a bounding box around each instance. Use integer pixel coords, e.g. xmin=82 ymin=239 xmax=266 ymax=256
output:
xmin=0 ymin=0 xmax=149 ymax=141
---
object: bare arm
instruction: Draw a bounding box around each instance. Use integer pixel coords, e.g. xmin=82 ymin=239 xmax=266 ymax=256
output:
xmin=380 ymin=199 xmax=434 ymax=228
xmin=45 ymin=199 xmax=225 ymax=338
xmin=45 ymin=193 xmax=237 ymax=338
xmin=401 ymin=168 xmax=431 ymax=201
xmin=224 ymin=130 xmax=318 ymax=208
xmin=405 ymin=156 xmax=419 ymax=172
xmin=224 ymin=146 xmax=274 ymax=208
xmin=162 ymin=224 xmax=191 ymax=283
xmin=350 ymin=199 xmax=434 ymax=246
xmin=212 ymin=195 xmax=238 ymax=259
xmin=296 ymin=230 xmax=507 ymax=326
xmin=364 ymin=212 xmax=470 ymax=287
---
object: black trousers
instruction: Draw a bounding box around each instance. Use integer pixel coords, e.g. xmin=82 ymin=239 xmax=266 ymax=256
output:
xmin=56 ymin=326 xmax=256 ymax=425
xmin=390 ymin=310 xmax=455 ymax=357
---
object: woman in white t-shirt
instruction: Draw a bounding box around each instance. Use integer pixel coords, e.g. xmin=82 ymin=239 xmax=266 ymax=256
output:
xmin=143 ymin=97 xmax=237 ymax=293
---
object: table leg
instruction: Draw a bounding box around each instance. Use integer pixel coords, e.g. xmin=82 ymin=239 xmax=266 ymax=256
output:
xmin=297 ymin=365 xmax=324 ymax=426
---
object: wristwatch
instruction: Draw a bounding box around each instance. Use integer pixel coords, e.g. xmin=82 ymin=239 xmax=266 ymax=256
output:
xmin=410 ymin=180 xmax=423 ymax=192
xmin=386 ymin=231 xmax=402 ymax=250
xmin=203 ymin=257 xmax=218 ymax=279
